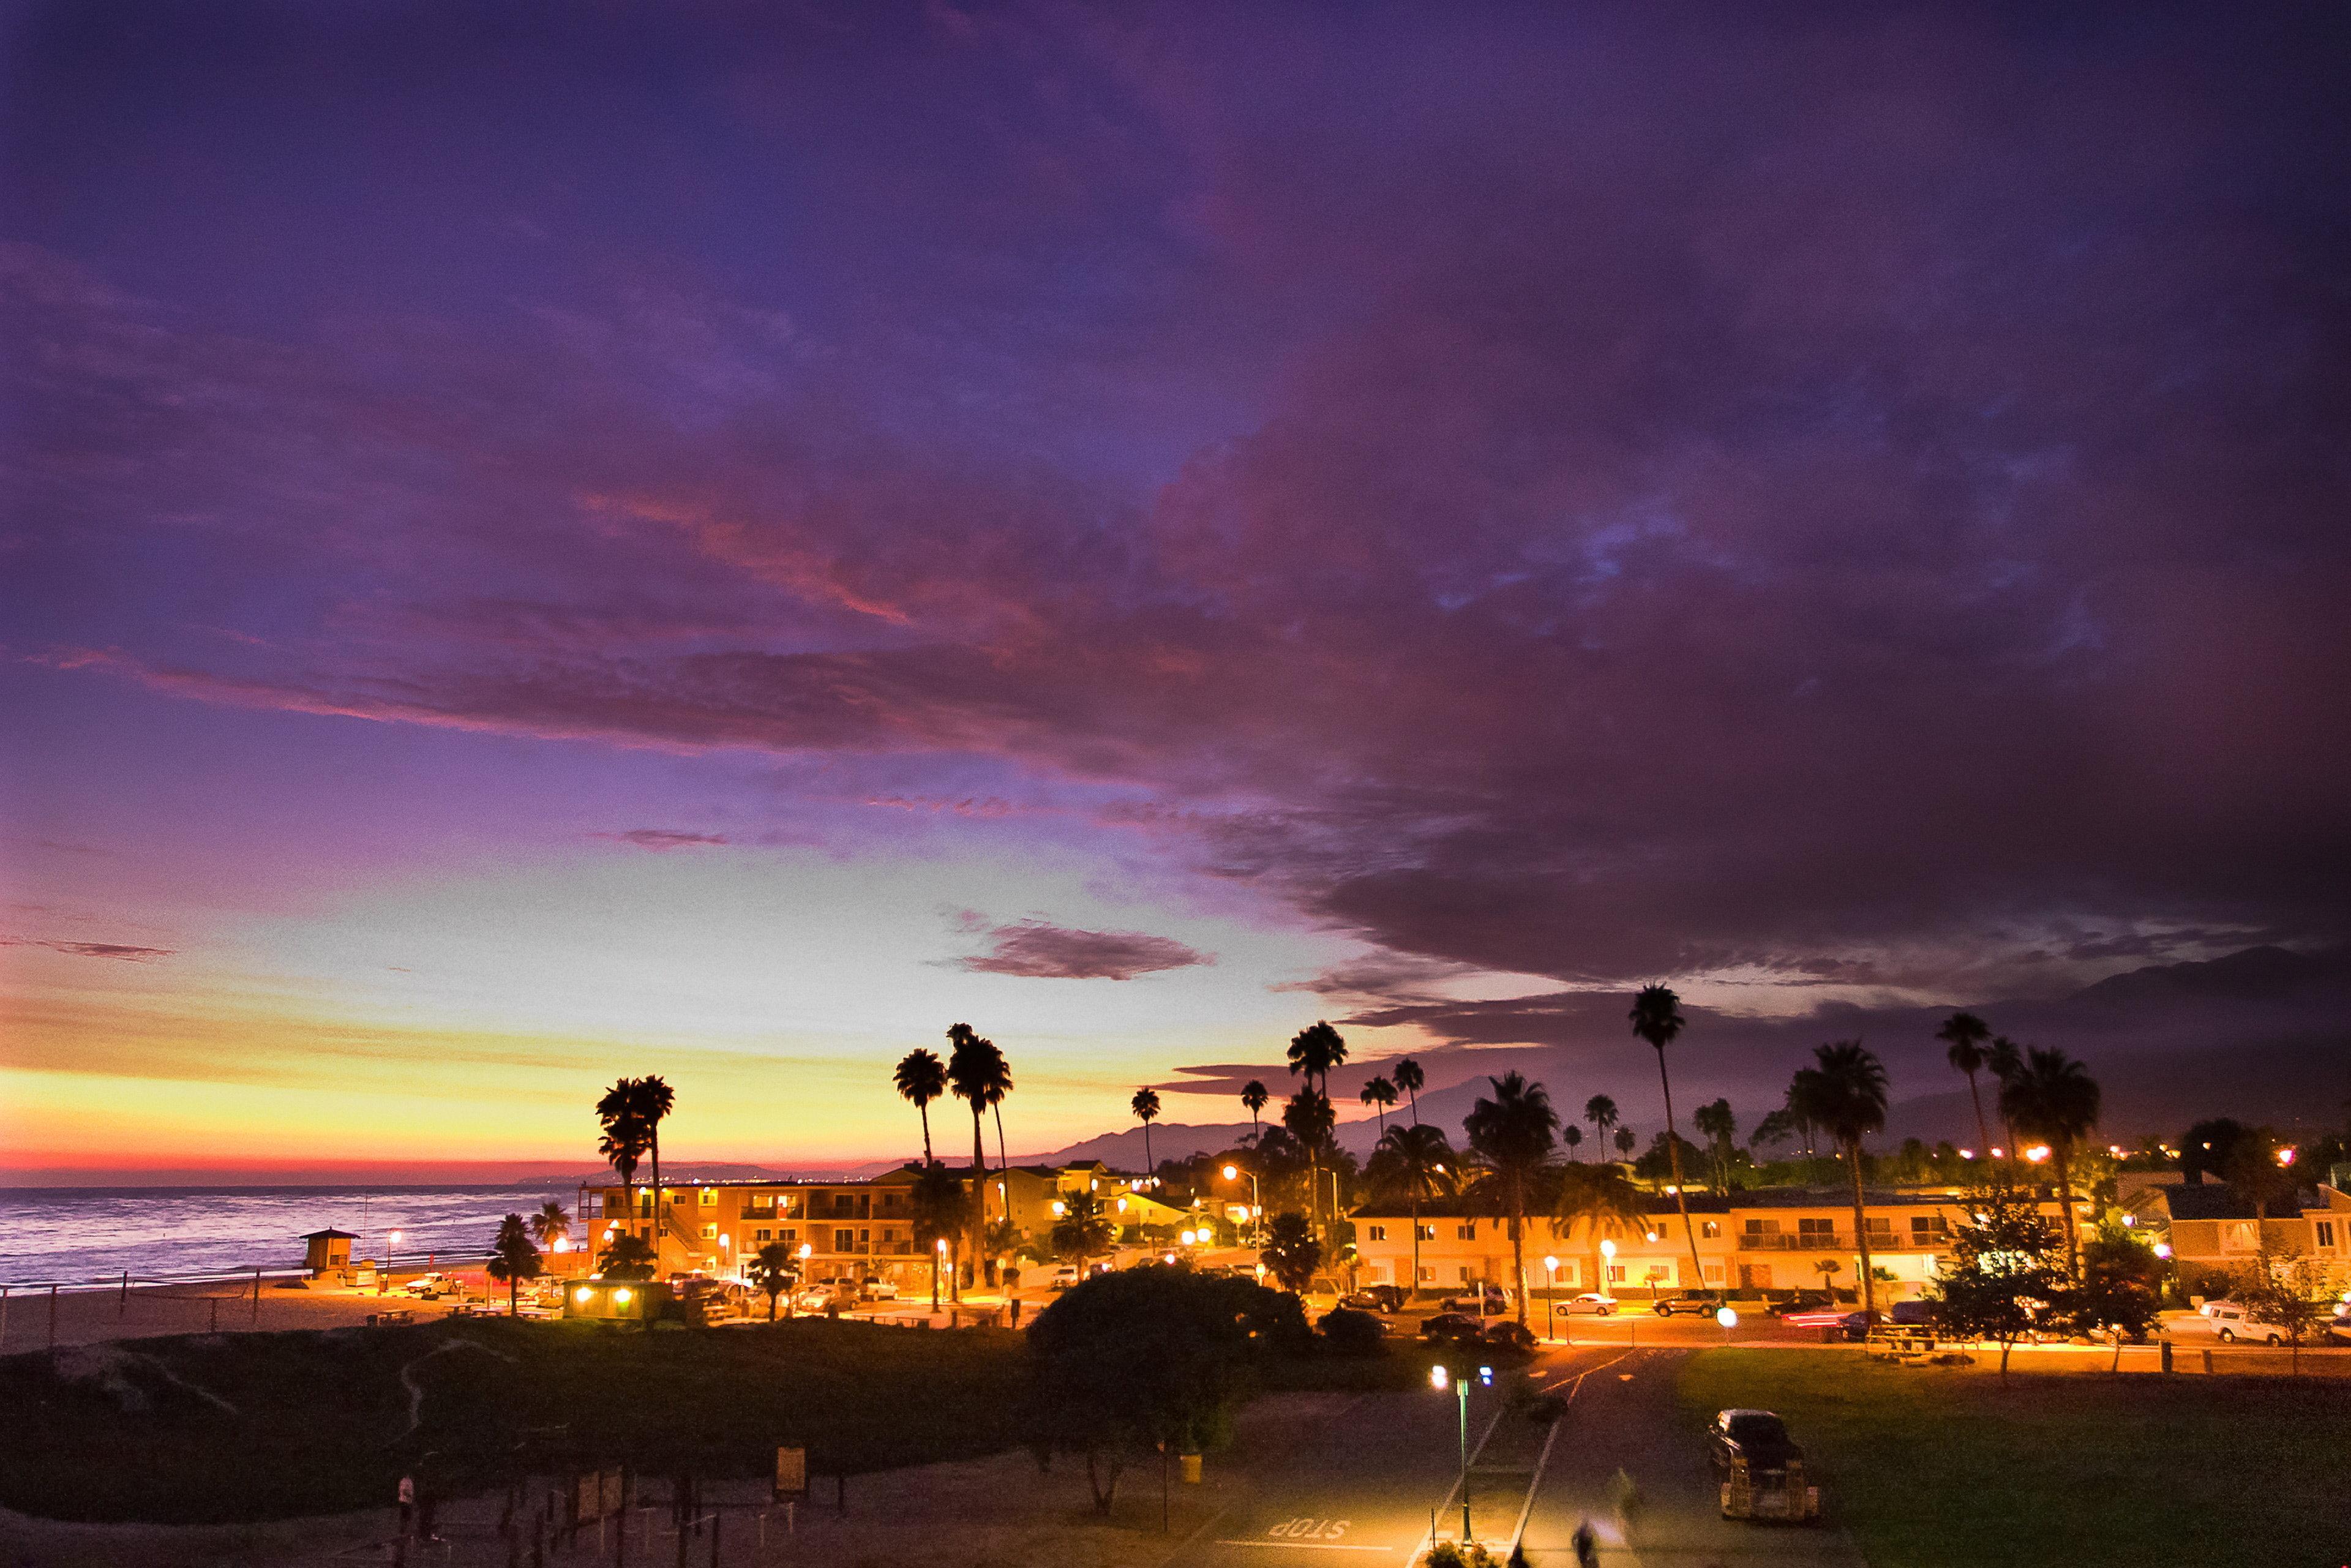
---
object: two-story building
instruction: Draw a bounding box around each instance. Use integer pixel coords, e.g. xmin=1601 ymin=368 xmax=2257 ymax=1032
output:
xmin=1349 ymin=1185 xmax=2081 ymax=1302
xmin=2122 ymin=1176 xmax=2351 ymax=1294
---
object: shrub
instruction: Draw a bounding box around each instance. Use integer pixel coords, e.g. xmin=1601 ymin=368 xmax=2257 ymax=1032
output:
xmin=1316 ymin=1307 xmax=1385 ymax=1357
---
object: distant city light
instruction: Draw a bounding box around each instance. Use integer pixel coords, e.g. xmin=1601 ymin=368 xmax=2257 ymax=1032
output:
xmin=2278 ymin=1147 xmax=2297 ymax=1166
xmin=2153 ymin=1243 xmax=2173 ymax=1260
xmin=1959 ymin=1149 xmax=1975 ymax=1160
xmin=2025 ymin=1146 xmax=2052 ymax=1164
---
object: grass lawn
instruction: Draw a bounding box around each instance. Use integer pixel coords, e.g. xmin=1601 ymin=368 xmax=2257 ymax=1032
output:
xmin=0 ymin=1318 xmax=1029 ymax=1525
xmin=1677 ymin=1349 xmax=2351 ymax=1567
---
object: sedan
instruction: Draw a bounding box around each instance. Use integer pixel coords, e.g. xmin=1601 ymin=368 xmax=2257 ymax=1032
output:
xmin=1420 ymin=1312 xmax=1487 ymax=1345
xmin=1341 ymin=1285 xmax=1409 ymax=1313
xmin=1553 ymin=1292 xmax=1618 ymax=1317
xmin=1777 ymin=1307 xmax=1853 ymax=1330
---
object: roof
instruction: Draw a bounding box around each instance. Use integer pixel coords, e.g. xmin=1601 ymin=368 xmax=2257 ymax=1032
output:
xmin=2156 ymin=1182 xmax=2315 ymax=1221
xmin=300 ymin=1228 xmax=358 ymax=1240
xmin=1347 ymin=1184 xmax=1984 ymax=1221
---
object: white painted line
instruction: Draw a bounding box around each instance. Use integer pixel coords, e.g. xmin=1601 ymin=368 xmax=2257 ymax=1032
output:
xmin=1210 ymin=1540 xmax=1397 ymax=1553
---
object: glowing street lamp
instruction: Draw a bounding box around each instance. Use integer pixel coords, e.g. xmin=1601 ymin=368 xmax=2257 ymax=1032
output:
xmin=2025 ymin=1146 xmax=2052 ymax=1165
xmin=1715 ymin=1305 xmax=1739 ymax=1343
xmin=2153 ymin=1242 xmax=2173 ymax=1261
xmin=1543 ymin=1256 xmax=1559 ymax=1341
xmin=1599 ymin=1237 xmax=1617 ymax=1300
xmin=1428 ymin=1360 xmax=1491 ymax=1544
xmin=383 ymin=1229 xmax=404 ymax=1295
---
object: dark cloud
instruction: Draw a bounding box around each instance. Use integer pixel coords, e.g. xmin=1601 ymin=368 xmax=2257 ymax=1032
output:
xmin=6 ymin=4 xmax=2348 ymax=1015
xmin=956 ymin=920 xmax=1211 ymax=981
xmin=594 ymin=828 xmax=731 ymax=850
xmin=4 ymin=939 xmax=175 ymax=962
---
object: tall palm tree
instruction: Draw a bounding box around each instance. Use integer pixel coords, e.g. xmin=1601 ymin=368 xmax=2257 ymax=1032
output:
xmin=1556 ymin=1161 xmax=1644 ymax=1302
xmin=1359 ymin=1076 xmax=1398 ymax=1140
xmin=946 ymin=1024 xmax=1009 ymax=1286
xmin=2000 ymin=1045 xmax=2101 ymax=1278
xmin=1936 ymin=1013 xmax=1995 ymax=1166
xmin=1366 ymin=1123 xmax=1455 ymax=1300
xmin=594 ymin=1078 xmax=653 ymax=1239
xmin=894 ymin=1048 xmax=948 ymax=1163
xmin=1584 ymin=1095 xmax=1620 ymax=1162
xmin=1240 ymin=1079 xmax=1270 ymax=1142
xmin=1393 ymin=1057 xmax=1425 ymax=1125
xmin=487 ymin=1214 xmax=541 ymax=1316
xmin=1462 ymin=1071 xmax=1559 ymax=1329
xmin=1794 ymin=1041 xmax=1890 ymax=1318
xmin=1561 ymin=1123 xmax=1583 ymax=1161
xmin=1692 ymin=1098 xmax=1736 ymax=1195
xmin=1985 ymin=1035 xmax=2025 ymax=1163
xmin=1131 ymin=1087 xmax=1162 ymax=1177
xmin=1630 ymin=985 xmax=1708 ymax=1297
xmin=637 ymin=1075 xmax=675 ymax=1218
xmin=530 ymin=1199 xmax=572 ymax=1252
xmin=1283 ymin=1088 xmax=1335 ymax=1240
xmin=1613 ymin=1125 xmax=1637 ymax=1161
xmin=1288 ymin=1021 xmax=1348 ymax=1096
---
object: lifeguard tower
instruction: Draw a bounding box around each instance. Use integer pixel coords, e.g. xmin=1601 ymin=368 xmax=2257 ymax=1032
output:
xmin=301 ymin=1228 xmax=357 ymax=1279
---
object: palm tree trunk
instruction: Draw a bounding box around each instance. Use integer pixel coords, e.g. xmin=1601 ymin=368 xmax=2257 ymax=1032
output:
xmin=1510 ymin=1188 xmax=1529 ymax=1330
xmin=971 ymin=1111 xmax=988 ymax=1291
xmin=1963 ymin=1071 xmax=1991 ymax=1172
xmin=2053 ymin=1147 xmax=2081 ymax=1281
xmin=1409 ymin=1181 xmax=1423 ymax=1300
xmin=1846 ymin=1138 xmax=1875 ymax=1319
xmin=1655 ymin=1051 xmax=1708 ymax=1297
xmin=650 ymin=1129 xmax=662 ymax=1250
xmin=920 ymin=1105 xmax=932 ymax=1165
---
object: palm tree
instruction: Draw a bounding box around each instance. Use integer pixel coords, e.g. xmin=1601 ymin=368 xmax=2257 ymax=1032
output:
xmin=1283 ymin=1088 xmax=1335 ymax=1239
xmin=894 ymin=1048 xmax=948 ymax=1163
xmin=1562 ymin=1123 xmax=1583 ymax=1160
xmin=1630 ymin=985 xmax=1708 ymax=1297
xmin=1936 ymin=1013 xmax=1995 ymax=1165
xmin=1131 ymin=1087 xmax=1163 ymax=1177
xmin=1240 ymin=1079 xmax=1270 ymax=1143
xmin=2000 ymin=1045 xmax=2101 ymax=1278
xmin=1050 ymin=1188 xmax=1115 ymax=1269
xmin=749 ymin=1240 xmax=796 ymax=1320
xmin=1393 ymin=1057 xmax=1425 ymax=1125
xmin=597 ymin=1231 xmax=656 ymax=1280
xmin=1613 ymin=1125 xmax=1637 ymax=1160
xmin=1794 ymin=1041 xmax=1890 ymax=1318
xmin=1359 ymin=1076 xmax=1398 ymax=1140
xmin=1985 ymin=1035 xmax=2024 ymax=1163
xmin=1556 ymin=1161 xmax=1644 ymax=1302
xmin=1692 ymin=1098 xmax=1736 ymax=1195
xmin=594 ymin=1078 xmax=653 ymax=1239
xmin=1367 ymin=1123 xmax=1455 ymax=1300
xmin=529 ymin=1200 xmax=571 ymax=1253
xmin=946 ymin=1024 xmax=1013 ymax=1285
xmin=487 ymin=1213 xmax=542 ymax=1316
xmin=1462 ymin=1071 xmax=1559 ymax=1329
xmin=637 ymin=1075 xmax=676 ymax=1218
xmin=1288 ymin=1021 xmax=1348 ymax=1096
xmin=1584 ymin=1095 xmax=1619 ymax=1162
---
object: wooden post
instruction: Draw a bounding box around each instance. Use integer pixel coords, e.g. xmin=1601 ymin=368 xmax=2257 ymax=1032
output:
xmin=252 ymin=1267 xmax=262 ymax=1325
xmin=120 ymin=1270 xmax=130 ymax=1316
xmin=49 ymin=1283 xmax=60 ymax=1349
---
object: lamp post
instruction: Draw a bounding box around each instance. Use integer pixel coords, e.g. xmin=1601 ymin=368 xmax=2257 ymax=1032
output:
xmin=1543 ymin=1256 xmax=1559 ymax=1342
xmin=1599 ymin=1237 xmax=1616 ymax=1302
xmin=383 ymin=1230 xmax=403 ymax=1296
xmin=1430 ymin=1361 xmax=1491 ymax=1546
xmin=1223 ymin=1164 xmax=1262 ymax=1244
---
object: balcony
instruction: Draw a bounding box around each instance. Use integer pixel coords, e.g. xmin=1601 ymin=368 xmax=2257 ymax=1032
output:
xmin=1739 ymin=1230 xmax=1944 ymax=1252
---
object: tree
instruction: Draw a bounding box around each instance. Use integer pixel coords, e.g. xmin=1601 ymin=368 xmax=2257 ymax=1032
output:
xmin=1692 ymin=1098 xmax=1737 ymax=1195
xmin=1630 ymin=985 xmax=1708 ymax=1300
xmin=1287 ymin=1021 xmax=1348 ymax=1096
xmin=1928 ymin=1186 xmax=2065 ymax=1378
xmin=638 ymin=1075 xmax=676 ymax=1221
xmin=598 ymin=1232 xmax=656 ymax=1280
xmin=749 ymin=1240 xmax=797 ymax=1321
xmin=1240 ymin=1079 xmax=1270 ymax=1142
xmin=1556 ymin=1161 xmax=1643 ymax=1304
xmin=1027 ymin=1269 xmax=1303 ymax=1514
xmin=1051 ymin=1188 xmax=1116 ymax=1269
xmin=894 ymin=1048 xmax=948 ymax=1163
xmin=1259 ymin=1211 xmax=1324 ymax=1293
xmin=486 ymin=1214 xmax=542 ymax=1316
xmin=1131 ymin=1087 xmax=1162 ymax=1177
xmin=1393 ymin=1057 xmax=1425 ymax=1125
xmin=1463 ymin=1071 xmax=1558 ymax=1329
xmin=594 ymin=1078 xmax=654 ymax=1244
xmin=947 ymin=1024 xmax=1011 ymax=1286
xmin=1749 ymin=1109 xmax=1794 ymax=1164
xmin=1936 ymin=1012 xmax=1996 ymax=1165
xmin=1584 ymin=1095 xmax=1620 ymax=1162
xmin=1367 ymin=1123 xmax=1456 ymax=1299
xmin=910 ymin=1160 xmax=972 ymax=1309
xmin=1613 ymin=1125 xmax=1636 ymax=1160
xmin=529 ymin=1200 xmax=571 ymax=1252
xmin=1791 ymin=1041 xmax=1890 ymax=1317
xmin=1984 ymin=1035 xmax=2024 ymax=1161
xmin=1283 ymin=1088 xmax=1335 ymax=1239
xmin=2000 ymin=1045 xmax=2101 ymax=1278
xmin=2221 ymin=1131 xmax=2297 ymax=1220
xmin=2180 ymin=1117 xmax=2254 ymax=1185
xmin=2237 ymin=1251 xmax=2336 ymax=1373
xmin=1359 ymin=1076 xmax=1398 ymax=1140
xmin=1561 ymin=1123 xmax=1583 ymax=1161
xmin=2075 ymin=1233 xmax=2163 ymax=1371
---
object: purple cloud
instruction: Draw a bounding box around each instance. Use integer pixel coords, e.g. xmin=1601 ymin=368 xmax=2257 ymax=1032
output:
xmin=5 ymin=939 xmax=175 ymax=962
xmin=958 ymin=920 xmax=1211 ymax=981
xmin=594 ymin=828 xmax=731 ymax=851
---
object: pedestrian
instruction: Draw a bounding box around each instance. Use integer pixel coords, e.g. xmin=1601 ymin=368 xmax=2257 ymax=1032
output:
xmin=1008 ymin=1294 xmax=1021 ymax=1328
xmin=418 ymin=1483 xmax=440 ymax=1543
xmin=1571 ymin=1517 xmax=1598 ymax=1568
xmin=397 ymin=1474 xmax=416 ymax=1537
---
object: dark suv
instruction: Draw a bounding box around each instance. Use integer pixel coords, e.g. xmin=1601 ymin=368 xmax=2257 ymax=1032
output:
xmin=1708 ymin=1408 xmax=1819 ymax=1522
xmin=1652 ymin=1289 xmax=1727 ymax=1317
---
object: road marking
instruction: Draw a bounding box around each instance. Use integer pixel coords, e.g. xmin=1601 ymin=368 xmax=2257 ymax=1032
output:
xmin=1210 ymin=1541 xmax=1394 ymax=1553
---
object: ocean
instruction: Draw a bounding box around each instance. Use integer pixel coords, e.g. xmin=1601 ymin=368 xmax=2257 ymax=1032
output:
xmin=0 ymin=1183 xmax=597 ymax=1286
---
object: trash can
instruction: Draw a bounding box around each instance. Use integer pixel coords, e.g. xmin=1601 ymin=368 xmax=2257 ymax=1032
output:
xmin=1180 ymin=1454 xmax=1203 ymax=1485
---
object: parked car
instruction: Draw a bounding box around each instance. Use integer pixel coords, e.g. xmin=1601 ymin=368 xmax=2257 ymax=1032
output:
xmin=2197 ymin=1302 xmax=2287 ymax=1345
xmin=1552 ymin=1292 xmax=1618 ymax=1317
xmin=1888 ymin=1300 xmax=1934 ymax=1327
xmin=399 ymin=1274 xmax=455 ymax=1299
xmin=1438 ymin=1285 xmax=1512 ymax=1315
xmin=1420 ymin=1312 xmax=1487 ymax=1345
xmin=1482 ymin=1319 xmax=1538 ymax=1353
xmin=1048 ymin=1264 xmax=1084 ymax=1290
xmin=1652 ymin=1289 xmax=1727 ymax=1318
xmin=1777 ymin=1306 xmax=1851 ymax=1330
xmin=860 ymin=1278 xmax=900 ymax=1302
xmin=2325 ymin=1310 xmax=2351 ymax=1346
xmin=1765 ymin=1291 xmax=1835 ymax=1318
xmin=1341 ymin=1285 xmax=1410 ymax=1313
xmin=1706 ymin=1408 xmax=1821 ymax=1523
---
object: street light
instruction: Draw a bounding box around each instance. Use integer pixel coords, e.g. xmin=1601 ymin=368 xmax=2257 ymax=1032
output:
xmin=1543 ymin=1256 xmax=1559 ymax=1342
xmin=1716 ymin=1305 xmax=1738 ymax=1344
xmin=1599 ymin=1237 xmax=1616 ymax=1301
xmin=1428 ymin=1361 xmax=1493 ymax=1546
xmin=383 ymin=1229 xmax=403 ymax=1296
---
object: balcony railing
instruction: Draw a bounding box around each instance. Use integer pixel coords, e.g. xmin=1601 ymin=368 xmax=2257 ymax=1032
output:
xmin=1739 ymin=1231 xmax=1946 ymax=1252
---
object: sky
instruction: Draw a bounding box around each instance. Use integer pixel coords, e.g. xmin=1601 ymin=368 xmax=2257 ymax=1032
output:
xmin=4 ymin=2 xmax=2347 ymax=1180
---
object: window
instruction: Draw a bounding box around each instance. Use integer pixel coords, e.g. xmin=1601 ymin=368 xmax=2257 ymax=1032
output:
xmin=780 ymin=1227 xmax=797 ymax=1243
xmin=755 ymin=1228 xmax=771 ymax=1242
xmin=1703 ymin=1263 xmax=1725 ymax=1282
xmin=1367 ymin=1225 xmax=1388 ymax=1242
xmin=700 ymin=1224 xmax=716 ymax=1240
xmin=700 ymin=1190 xmax=717 ymax=1207
xmin=858 ymin=1228 xmax=870 ymax=1245
xmin=1701 ymin=1221 xmax=1720 ymax=1238
xmin=2318 ymin=1221 xmax=2337 ymax=1248
xmin=1798 ymin=1218 xmax=1835 ymax=1240
xmin=1418 ymin=1265 xmax=1435 ymax=1282
xmin=1456 ymin=1223 xmax=1476 ymax=1240
xmin=1415 ymin=1224 xmax=1436 ymax=1241
xmin=1607 ymin=1264 xmax=1627 ymax=1284
xmin=833 ymin=1228 xmax=854 ymax=1252
xmin=1911 ymin=1215 xmax=1950 ymax=1241
xmin=1459 ymin=1266 xmax=1474 ymax=1283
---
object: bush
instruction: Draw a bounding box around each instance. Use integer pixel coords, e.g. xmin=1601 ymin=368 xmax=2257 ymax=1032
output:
xmin=1316 ymin=1307 xmax=1385 ymax=1357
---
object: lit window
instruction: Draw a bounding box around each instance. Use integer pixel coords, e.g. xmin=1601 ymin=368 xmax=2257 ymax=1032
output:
xmin=1367 ymin=1225 xmax=1387 ymax=1242
xmin=700 ymin=1189 xmax=717 ymax=1207
xmin=700 ymin=1225 xmax=716 ymax=1240
xmin=1701 ymin=1221 xmax=1720 ymax=1238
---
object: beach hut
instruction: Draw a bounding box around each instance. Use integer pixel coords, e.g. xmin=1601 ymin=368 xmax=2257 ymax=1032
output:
xmin=302 ymin=1228 xmax=357 ymax=1275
